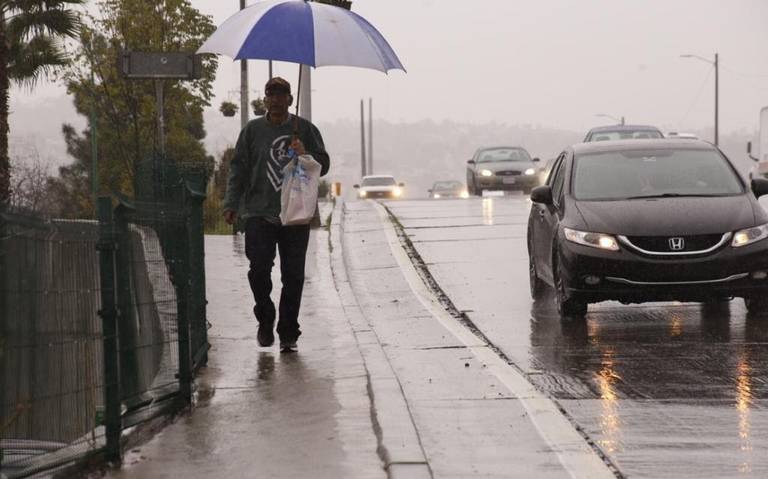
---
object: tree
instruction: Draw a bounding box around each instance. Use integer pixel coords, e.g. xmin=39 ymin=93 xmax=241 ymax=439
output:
xmin=8 ymin=143 xmax=55 ymax=213
xmin=56 ymin=0 xmax=217 ymax=217
xmin=0 ymin=0 xmax=84 ymax=207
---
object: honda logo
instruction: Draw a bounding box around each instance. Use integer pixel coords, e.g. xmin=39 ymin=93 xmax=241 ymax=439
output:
xmin=668 ymin=237 xmax=685 ymax=251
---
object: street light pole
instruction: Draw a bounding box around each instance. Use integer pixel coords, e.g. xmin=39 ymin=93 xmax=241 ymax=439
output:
xmin=714 ymin=52 xmax=719 ymax=146
xmin=680 ymin=52 xmax=719 ymax=146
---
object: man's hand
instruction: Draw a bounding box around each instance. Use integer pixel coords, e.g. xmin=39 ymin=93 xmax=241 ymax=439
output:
xmin=290 ymin=137 xmax=306 ymax=156
xmin=223 ymin=209 xmax=238 ymax=225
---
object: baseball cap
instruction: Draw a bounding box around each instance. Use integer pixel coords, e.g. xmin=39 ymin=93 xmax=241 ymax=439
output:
xmin=265 ymin=77 xmax=291 ymax=95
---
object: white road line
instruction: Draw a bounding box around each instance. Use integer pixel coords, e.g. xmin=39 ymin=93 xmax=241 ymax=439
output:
xmin=371 ymin=201 xmax=617 ymax=479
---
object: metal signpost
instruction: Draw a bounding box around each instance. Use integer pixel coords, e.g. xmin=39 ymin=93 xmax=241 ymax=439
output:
xmin=118 ymin=51 xmax=202 ymax=197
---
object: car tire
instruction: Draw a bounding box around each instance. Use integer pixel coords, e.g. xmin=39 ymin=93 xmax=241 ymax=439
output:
xmin=529 ymin=256 xmax=545 ymax=299
xmin=553 ymin=253 xmax=587 ymax=319
xmin=745 ymin=296 xmax=768 ymax=315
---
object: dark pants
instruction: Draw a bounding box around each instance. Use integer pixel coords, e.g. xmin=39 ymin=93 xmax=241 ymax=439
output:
xmin=245 ymin=217 xmax=311 ymax=342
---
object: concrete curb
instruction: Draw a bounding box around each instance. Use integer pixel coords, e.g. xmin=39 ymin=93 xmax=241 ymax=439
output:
xmin=328 ymin=199 xmax=432 ymax=479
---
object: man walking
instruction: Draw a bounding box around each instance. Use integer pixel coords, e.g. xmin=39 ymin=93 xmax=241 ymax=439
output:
xmin=223 ymin=77 xmax=330 ymax=352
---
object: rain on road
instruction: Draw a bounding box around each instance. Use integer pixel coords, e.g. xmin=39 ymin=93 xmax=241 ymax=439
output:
xmin=380 ymin=195 xmax=768 ymax=479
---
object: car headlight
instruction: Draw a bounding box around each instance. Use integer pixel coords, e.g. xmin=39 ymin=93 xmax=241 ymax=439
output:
xmin=359 ymin=190 xmax=367 ymax=198
xmin=524 ymin=168 xmax=535 ymax=175
xmin=564 ymin=227 xmax=620 ymax=251
xmin=433 ymin=193 xmax=441 ymax=199
xmin=732 ymin=224 xmax=768 ymax=247
xmin=480 ymin=169 xmax=493 ymax=177
xmin=460 ymin=190 xmax=469 ymax=198
xmin=393 ymin=187 xmax=402 ymax=197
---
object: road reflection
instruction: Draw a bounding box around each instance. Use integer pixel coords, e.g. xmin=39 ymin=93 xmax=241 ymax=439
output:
xmin=595 ymin=347 xmax=622 ymax=454
xmin=736 ymin=352 xmax=753 ymax=474
xmin=528 ymin=292 xmax=768 ymax=476
xmin=481 ymin=198 xmax=494 ymax=225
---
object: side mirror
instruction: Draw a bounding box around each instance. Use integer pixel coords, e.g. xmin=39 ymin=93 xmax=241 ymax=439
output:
xmin=751 ymin=178 xmax=768 ymax=198
xmin=399 ymin=183 xmax=405 ymax=187
xmin=532 ymin=157 xmax=540 ymax=162
xmin=530 ymin=185 xmax=553 ymax=205
xmin=467 ymin=159 xmax=476 ymax=165
xmin=748 ymin=141 xmax=759 ymax=162
xmin=353 ymin=184 xmax=360 ymax=189
xmin=427 ymin=189 xmax=432 ymax=193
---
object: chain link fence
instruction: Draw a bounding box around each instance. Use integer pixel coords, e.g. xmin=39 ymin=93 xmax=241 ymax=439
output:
xmin=1 ymin=160 xmax=209 ymax=477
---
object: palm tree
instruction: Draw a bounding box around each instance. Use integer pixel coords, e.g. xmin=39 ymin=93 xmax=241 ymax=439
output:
xmin=0 ymin=0 xmax=83 ymax=206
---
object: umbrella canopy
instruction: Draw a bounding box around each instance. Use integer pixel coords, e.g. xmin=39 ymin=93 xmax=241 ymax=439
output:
xmin=197 ymin=0 xmax=405 ymax=73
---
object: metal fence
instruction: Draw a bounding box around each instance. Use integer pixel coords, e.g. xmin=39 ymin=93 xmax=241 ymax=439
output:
xmin=0 ymin=181 xmax=209 ymax=477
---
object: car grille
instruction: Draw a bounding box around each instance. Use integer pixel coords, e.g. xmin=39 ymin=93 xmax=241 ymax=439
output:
xmin=364 ymin=191 xmax=393 ymax=198
xmin=621 ymin=233 xmax=729 ymax=255
xmin=495 ymin=170 xmax=522 ymax=176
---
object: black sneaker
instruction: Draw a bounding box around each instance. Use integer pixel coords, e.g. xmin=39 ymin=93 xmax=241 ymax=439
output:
xmin=257 ymin=323 xmax=275 ymax=347
xmin=280 ymin=339 xmax=297 ymax=353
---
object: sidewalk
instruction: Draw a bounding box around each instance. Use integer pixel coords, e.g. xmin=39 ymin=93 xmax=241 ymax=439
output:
xmin=108 ymin=199 xmax=614 ymax=479
xmin=109 ymin=203 xmax=383 ymax=479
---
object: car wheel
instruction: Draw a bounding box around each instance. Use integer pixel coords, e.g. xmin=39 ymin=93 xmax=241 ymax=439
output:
xmin=745 ymin=296 xmax=768 ymax=315
xmin=529 ymin=255 xmax=545 ymax=299
xmin=553 ymin=254 xmax=587 ymax=319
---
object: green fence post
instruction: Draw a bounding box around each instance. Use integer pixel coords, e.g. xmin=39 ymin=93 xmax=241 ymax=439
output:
xmin=0 ymin=210 xmax=6 ymax=469
xmin=176 ymin=207 xmax=192 ymax=405
xmin=96 ymin=196 xmax=122 ymax=462
xmin=185 ymin=180 xmax=208 ymax=370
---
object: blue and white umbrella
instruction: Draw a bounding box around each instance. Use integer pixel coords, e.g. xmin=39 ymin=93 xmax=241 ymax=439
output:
xmin=197 ymin=0 xmax=405 ymax=73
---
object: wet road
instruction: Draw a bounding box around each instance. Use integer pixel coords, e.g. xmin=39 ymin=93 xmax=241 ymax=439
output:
xmin=382 ymin=195 xmax=768 ymax=479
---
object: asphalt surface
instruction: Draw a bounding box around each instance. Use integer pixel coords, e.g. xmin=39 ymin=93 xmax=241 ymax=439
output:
xmin=384 ymin=194 xmax=768 ymax=479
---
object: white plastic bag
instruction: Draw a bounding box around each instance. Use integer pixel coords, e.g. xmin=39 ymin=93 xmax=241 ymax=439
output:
xmin=280 ymin=154 xmax=321 ymax=225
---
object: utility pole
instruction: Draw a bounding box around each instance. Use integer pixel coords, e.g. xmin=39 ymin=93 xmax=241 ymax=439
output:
xmin=240 ymin=0 xmax=249 ymax=129
xmin=714 ymin=52 xmax=719 ymax=146
xmin=299 ymin=65 xmax=311 ymax=120
xmin=360 ymin=99 xmax=367 ymax=177
xmin=368 ymin=97 xmax=373 ymax=175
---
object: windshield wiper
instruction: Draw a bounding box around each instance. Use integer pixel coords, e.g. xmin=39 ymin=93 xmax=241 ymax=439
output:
xmin=624 ymin=193 xmax=722 ymax=200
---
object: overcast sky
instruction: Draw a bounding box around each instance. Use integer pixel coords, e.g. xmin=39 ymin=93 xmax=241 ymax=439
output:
xmin=11 ymin=0 xmax=768 ymax=160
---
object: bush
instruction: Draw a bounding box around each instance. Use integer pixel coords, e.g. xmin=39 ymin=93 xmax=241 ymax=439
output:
xmin=251 ymin=98 xmax=266 ymax=116
xmin=219 ymin=101 xmax=238 ymax=117
xmin=318 ymin=179 xmax=330 ymax=199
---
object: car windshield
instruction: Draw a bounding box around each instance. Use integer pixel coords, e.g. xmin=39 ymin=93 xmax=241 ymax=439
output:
xmin=587 ymin=130 xmax=664 ymax=141
xmin=362 ymin=176 xmax=396 ymax=186
xmin=433 ymin=181 xmax=462 ymax=190
xmin=573 ymin=148 xmax=744 ymax=200
xmin=477 ymin=148 xmax=531 ymax=163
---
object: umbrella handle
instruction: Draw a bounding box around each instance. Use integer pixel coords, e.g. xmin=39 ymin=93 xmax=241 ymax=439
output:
xmin=293 ymin=63 xmax=302 ymax=138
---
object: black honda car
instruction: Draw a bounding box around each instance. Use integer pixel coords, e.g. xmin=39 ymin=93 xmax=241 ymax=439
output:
xmin=527 ymin=139 xmax=768 ymax=318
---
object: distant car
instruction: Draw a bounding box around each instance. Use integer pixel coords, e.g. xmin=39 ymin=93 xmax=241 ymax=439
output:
xmin=583 ymin=124 xmax=664 ymax=142
xmin=466 ymin=146 xmax=541 ymax=195
xmin=428 ymin=180 xmax=468 ymax=199
xmin=528 ymin=139 xmax=768 ymax=318
xmin=353 ymin=174 xmax=404 ymax=199
xmin=666 ymin=132 xmax=699 ymax=140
